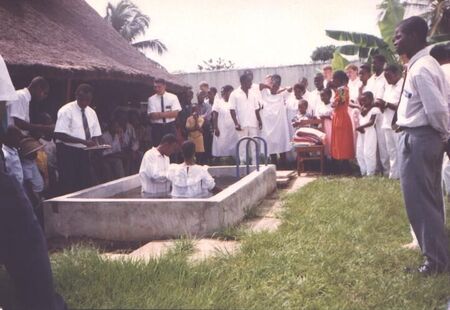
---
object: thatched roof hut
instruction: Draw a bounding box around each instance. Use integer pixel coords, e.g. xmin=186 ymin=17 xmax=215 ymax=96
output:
xmin=0 ymin=0 xmax=188 ymax=93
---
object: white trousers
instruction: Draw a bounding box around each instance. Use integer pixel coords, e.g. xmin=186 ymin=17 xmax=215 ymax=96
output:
xmin=384 ymin=128 xmax=400 ymax=179
xmin=236 ymin=127 xmax=259 ymax=164
xmin=356 ymin=128 xmax=378 ymax=176
xmin=376 ymin=117 xmax=390 ymax=176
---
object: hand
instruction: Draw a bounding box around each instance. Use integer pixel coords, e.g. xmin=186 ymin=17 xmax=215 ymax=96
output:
xmin=235 ymin=124 xmax=242 ymax=131
xmin=85 ymin=139 xmax=97 ymax=147
xmin=214 ymin=128 xmax=220 ymax=137
xmin=258 ymin=121 xmax=263 ymax=130
xmin=356 ymin=127 xmax=365 ymax=134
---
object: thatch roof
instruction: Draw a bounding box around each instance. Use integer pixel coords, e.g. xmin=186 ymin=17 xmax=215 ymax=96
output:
xmin=0 ymin=0 xmax=188 ymax=92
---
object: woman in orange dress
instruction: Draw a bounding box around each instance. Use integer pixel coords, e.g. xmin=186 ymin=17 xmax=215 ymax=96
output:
xmin=330 ymin=70 xmax=355 ymax=174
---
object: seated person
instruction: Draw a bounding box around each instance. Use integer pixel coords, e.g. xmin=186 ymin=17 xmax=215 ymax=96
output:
xmin=101 ymin=121 xmax=125 ymax=182
xmin=167 ymin=140 xmax=221 ymax=198
xmin=292 ymin=99 xmax=314 ymax=128
xmin=139 ymin=133 xmax=178 ymax=198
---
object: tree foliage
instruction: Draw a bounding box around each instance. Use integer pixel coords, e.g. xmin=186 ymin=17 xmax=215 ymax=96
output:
xmin=105 ymin=0 xmax=167 ymax=55
xmin=310 ymin=45 xmax=336 ymax=62
xmin=197 ymin=58 xmax=235 ymax=71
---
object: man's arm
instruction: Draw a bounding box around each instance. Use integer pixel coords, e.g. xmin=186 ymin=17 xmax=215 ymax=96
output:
xmin=13 ymin=117 xmax=54 ymax=134
xmin=230 ymin=109 xmax=241 ymax=130
xmin=255 ymin=109 xmax=262 ymax=130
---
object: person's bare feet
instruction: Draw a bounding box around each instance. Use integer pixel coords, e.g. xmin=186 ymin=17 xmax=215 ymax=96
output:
xmin=402 ymin=242 xmax=420 ymax=250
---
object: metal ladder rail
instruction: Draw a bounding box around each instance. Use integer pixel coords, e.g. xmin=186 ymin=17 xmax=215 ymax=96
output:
xmin=252 ymin=136 xmax=268 ymax=166
xmin=235 ymin=137 xmax=260 ymax=178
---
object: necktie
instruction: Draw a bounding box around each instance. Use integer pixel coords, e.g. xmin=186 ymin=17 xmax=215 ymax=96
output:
xmin=391 ymin=66 xmax=408 ymax=131
xmin=81 ymin=108 xmax=91 ymax=140
xmin=160 ymin=95 xmax=166 ymax=123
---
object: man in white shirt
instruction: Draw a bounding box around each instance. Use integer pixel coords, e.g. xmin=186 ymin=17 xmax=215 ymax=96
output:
xmin=394 ymin=16 xmax=449 ymax=275
xmin=230 ymin=73 xmax=263 ymax=164
xmin=378 ymin=65 xmax=403 ymax=179
xmin=54 ymin=84 xmax=102 ymax=194
xmin=6 ymin=76 xmax=54 ymax=135
xmin=322 ymin=65 xmax=333 ymax=89
xmin=369 ymin=55 xmax=390 ymax=177
xmin=148 ymin=78 xmax=181 ymax=147
xmin=139 ymin=133 xmax=178 ymax=198
xmin=305 ymin=73 xmax=325 ymax=120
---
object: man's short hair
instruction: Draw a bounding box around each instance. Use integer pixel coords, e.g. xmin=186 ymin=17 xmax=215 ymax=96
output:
xmin=181 ymin=140 xmax=196 ymax=160
xmin=155 ymin=78 xmax=166 ymax=85
xmin=362 ymin=91 xmax=374 ymax=101
xmin=430 ymin=43 xmax=450 ymax=62
xmin=29 ymin=76 xmax=49 ymax=91
xmin=398 ymin=16 xmax=428 ymax=43
xmin=345 ymin=64 xmax=358 ymax=71
xmin=240 ymin=73 xmax=250 ymax=84
xmin=271 ymin=74 xmax=282 ymax=85
xmin=75 ymin=83 xmax=94 ymax=97
xmin=322 ymin=64 xmax=332 ymax=71
xmin=384 ymin=64 xmax=402 ymax=75
xmin=160 ymin=133 xmax=177 ymax=145
xmin=373 ymin=54 xmax=386 ymax=63
xmin=221 ymin=85 xmax=234 ymax=93
xmin=198 ymin=81 xmax=208 ymax=88
xmin=293 ymin=83 xmax=306 ymax=92
xmin=360 ymin=64 xmax=371 ymax=74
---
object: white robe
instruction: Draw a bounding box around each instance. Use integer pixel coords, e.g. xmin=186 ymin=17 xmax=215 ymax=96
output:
xmin=285 ymin=93 xmax=299 ymax=139
xmin=167 ymin=163 xmax=215 ymax=198
xmin=260 ymin=89 xmax=291 ymax=155
xmin=212 ymin=99 xmax=238 ymax=157
xmin=356 ymin=107 xmax=380 ymax=176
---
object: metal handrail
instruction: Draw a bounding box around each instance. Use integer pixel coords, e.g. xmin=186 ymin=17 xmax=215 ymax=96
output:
xmin=235 ymin=137 xmax=260 ymax=178
xmin=252 ymin=136 xmax=268 ymax=165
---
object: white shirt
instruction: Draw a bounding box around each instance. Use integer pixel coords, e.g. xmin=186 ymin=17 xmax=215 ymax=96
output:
xmin=167 ymin=163 xmax=215 ymax=198
xmin=6 ymin=88 xmax=31 ymax=130
xmin=54 ymin=101 xmax=102 ymax=148
xmin=0 ymin=54 xmax=17 ymax=101
xmin=382 ymin=78 xmax=404 ymax=129
xmin=359 ymin=107 xmax=381 ymax=128
xmin=348 ymin=78 xmax=363 ymax=103
xmin=139 ymin=147 xmax=171 ymax=197
xmin=22 ymin=159 xmax=44 ymax=193
xmin=306 ymin=89 xmax=322 ymax=117
xmin=397 ymin=47 xmax=449 ymax=140
xmin=2 ymin=144 xmax=23 ymax=184
xmin=147 ymin=91 xmax=181 ymax=124
xmin=368 ymin=73 xmax=387 ymax=100
xmin=442 ymin=63 xmax=450 ymax=110
xmin=229 ymin=87 xmax=260 ymax=128
xmin=101 ymin=132 xmax=122 ymax=155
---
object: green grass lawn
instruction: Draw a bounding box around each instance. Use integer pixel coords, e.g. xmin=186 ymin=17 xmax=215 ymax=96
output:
xmin=2 ymin=177 xmax=450 ymax=309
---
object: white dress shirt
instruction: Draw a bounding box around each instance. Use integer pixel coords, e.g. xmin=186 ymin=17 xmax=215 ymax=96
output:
xmin=382 ymin=78 xmax=404 ymax=129
xmin=397 ymin=47 xmax=449 ymax=140
xmin=6 ymin=88 xmax=31 ymax=131
xmin=348 ymin=78 xmax=363 ymax=103
xmin=2 ymin=144 xmax=23 ymax=184
xmin=167 ymin=163 xmax=215 ymax=198
xmin=54 ymin=101 xmax=102 ymax=148
xmin=0 ymin=54 xmax=17 ymax=101
xmin=147 ymin=91 xmax=181 ymax=124
xmin=22 ymin=159 xmax=44 ymax=193
xmin=229 ymin=87 xmax=260 ymax=128
xmin=139 ymin=147 xmax=171 ymax=197
xmin=368 ymin=73 xmax=387 ymax=100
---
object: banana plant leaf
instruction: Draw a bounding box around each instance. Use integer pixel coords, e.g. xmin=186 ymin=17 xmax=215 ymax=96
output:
xmin=338 ymin=45 xmax=371 ymax=59
xmin=325 ymin=30 xmax=389 ymax=48
xmin=377 ymin=0 xmax=405 ymax=51
xmin=331 ymin=51 xmax=349 ymax=71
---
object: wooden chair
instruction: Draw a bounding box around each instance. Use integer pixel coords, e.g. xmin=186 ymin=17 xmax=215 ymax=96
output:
xmin=293 ymin=119 xmax=325 ymax=175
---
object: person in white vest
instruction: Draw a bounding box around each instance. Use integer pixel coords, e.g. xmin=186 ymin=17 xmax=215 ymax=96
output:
xmin=230 ymin=73 xmax=263 ymax=164
xmin=369 ymin=55 xmax=389 ymax=176
xmin=260 ymin=74 xmax=291 ymax=167
xmin=378 ymin=64 xmax=404 ymax=180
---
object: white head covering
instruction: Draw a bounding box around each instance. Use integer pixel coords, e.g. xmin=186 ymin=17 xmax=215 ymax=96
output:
xmin=0 ymin=54 xmax=17 ymax=101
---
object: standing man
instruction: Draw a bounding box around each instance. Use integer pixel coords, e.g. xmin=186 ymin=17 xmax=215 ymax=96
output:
xmin=148 ymin=78 xmax=181 ymax=147
xmin=307 ymin=73 xmax=325 ymax=118
xmin=322 ymin=65 xmax=333 ymax=88
xmin=378 ymin=65 xmax=403 ymax=180
xmin=230 ymin=73 xmax=263 ymax=164
xmin=6 ymin=76 xmax=54 ymax=135
xmin=54 ymin=84 xmax=102 ymax=194
xmin=394 ymin=16 xmax=449 ymax=275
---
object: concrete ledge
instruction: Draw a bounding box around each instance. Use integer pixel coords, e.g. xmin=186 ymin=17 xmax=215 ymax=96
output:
xmin=43 ymin=165 xmax=276 ymax=241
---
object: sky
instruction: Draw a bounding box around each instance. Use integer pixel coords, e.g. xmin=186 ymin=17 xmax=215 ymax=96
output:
xmin=85 ymin=0 xmax=381 ymax=73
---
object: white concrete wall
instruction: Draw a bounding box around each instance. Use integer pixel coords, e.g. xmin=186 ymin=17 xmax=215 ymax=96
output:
xmin=174 ymin=63 xmax=329 ymax=93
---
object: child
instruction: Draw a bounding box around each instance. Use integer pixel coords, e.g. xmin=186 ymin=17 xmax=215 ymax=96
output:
xmin=355 ymin=91 xmax=380 ymax=176
xmin=292 ymin=99 xmax=313 ymax=128
xmin=2 ymin=125 xmax=24 ymax=184
xmin=316 ymin=88 xmax=333 ymax=157
xmin=185 ymin=105 xmax=205 ymax=164
xmin=167 ymin=140 xmax=221 ymax=198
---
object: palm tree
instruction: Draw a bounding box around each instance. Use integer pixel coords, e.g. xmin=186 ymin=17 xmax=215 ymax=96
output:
xmin=105 ymin=0 xmax=167 ymax=55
